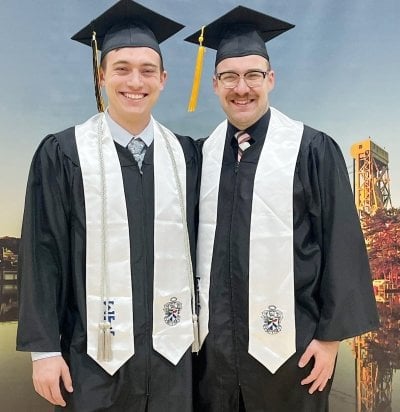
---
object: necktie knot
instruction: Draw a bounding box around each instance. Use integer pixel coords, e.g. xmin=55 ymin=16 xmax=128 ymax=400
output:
xmin=235 ymin=131 xmax=251 ymax=161
xmin=127 ymin=137 xmax=146 ymax=170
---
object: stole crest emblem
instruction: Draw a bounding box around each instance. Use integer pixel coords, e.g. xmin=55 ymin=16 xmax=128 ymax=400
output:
xmin=261 ymin=305 xmax=283 ymax=334
xmin=163 ymin=297 xmax=182 ymax=326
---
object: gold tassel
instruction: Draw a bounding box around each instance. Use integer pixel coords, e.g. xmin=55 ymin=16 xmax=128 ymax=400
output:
xmin=91 ymin=31 xmax=105 ymax=113
xmin=97 ymin=322 xmax=113 ymax=362
xmin=192 ymin=314 xmax=200 ymax=353
xmin=187 ymin=26 xmax=206 ymax=112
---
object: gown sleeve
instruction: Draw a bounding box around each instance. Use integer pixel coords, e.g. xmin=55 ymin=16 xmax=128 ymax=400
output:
xmin=299 ymin=129 xmax=379 ymax=341
xmin=17 ymin=134 xmax=73 ymax=352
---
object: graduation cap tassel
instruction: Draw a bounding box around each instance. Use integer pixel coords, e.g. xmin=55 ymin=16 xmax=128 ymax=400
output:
xmin=91 ymin=31 xmax=105 ymax=113
xmin=97 ymin=321 xmax=113 ymax=362
xmin=187 ymin=26 xmax=205 ymax=112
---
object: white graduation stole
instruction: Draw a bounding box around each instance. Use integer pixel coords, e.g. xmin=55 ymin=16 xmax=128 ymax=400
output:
xmin=152 ymin=121 xmax=196 ymax=365
xmin=75 ymin=113 xmax=195 ymax=375
xmin=198 ymin=107 xmax=303 ymax=373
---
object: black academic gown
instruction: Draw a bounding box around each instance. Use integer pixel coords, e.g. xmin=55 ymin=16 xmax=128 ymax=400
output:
xmin=17 ymin=125 xmax=199 ymax=412
xmin=194 ymin=110 xmax=379 ymax=412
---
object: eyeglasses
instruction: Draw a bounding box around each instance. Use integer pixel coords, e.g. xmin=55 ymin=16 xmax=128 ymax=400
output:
xmin=216 ymin=70 xmax=269 ymax=88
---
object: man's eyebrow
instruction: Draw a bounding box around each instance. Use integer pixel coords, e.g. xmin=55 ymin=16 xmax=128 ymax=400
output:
xmin=140 ymin=63 xmax=159 ymax=68
xmin=111 ymin=61 xmax=158 ymax=68
xmin=111 ymin=60 xmax=130 ymax=66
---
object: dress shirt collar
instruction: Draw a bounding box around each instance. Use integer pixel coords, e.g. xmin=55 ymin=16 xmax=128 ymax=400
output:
xmin=105 ymin=109 xmax=154 ymax=148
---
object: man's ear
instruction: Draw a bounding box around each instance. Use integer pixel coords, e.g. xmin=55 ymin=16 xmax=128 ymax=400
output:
xmin=212 ymin=76 xmax=218 ymax=94
xmin=267 ymin=70 xmax=275 ymax=92
xmin=99 ymin=66 xmax=105 ymax=88
xmin=159 ymin=70 xmax=167 ymax=91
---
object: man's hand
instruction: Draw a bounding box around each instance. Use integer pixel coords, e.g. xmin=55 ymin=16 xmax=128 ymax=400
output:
xmin=298 ymin=339 xmax=340 ymax=394
xmin=32 ymin=356 xmax=73 ymax=406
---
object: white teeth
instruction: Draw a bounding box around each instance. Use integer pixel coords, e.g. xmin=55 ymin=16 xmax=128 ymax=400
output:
xmin=124 ymin=93 xmax=145 ymax=100
xmin=234 ymin=100 xmax=250 ymax=105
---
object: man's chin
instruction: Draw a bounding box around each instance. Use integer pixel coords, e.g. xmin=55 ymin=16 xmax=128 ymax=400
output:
xmin=227 ymin=113 xmax=256 ymax=130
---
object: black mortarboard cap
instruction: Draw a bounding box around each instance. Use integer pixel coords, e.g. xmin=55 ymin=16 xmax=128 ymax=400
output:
xmin=71 ymin=0 xmax=184 ymax=112
xmin=185 ymin=6 xmax=294 ymax=67
xmin=71 ymin=0 xmax=184 ymax=60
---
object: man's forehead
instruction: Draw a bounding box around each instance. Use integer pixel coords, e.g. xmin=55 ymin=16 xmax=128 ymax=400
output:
xmin=216 ymin=54 xmax=270 ymax=70
xmin=105 ymin=46 xmax=162 ymax=63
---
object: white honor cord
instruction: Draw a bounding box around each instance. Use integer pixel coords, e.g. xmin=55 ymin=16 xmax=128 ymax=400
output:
xmin=158 ymin=125 xmax=200 ymax=352
xmin=96 ymin=116 xmax=112 ymax=361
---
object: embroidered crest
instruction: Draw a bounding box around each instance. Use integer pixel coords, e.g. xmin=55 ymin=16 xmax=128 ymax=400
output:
xmin=163 ymin=297 xmax=182 ymax=326
xmin=261 ymin=305 xmax=283 ymax=334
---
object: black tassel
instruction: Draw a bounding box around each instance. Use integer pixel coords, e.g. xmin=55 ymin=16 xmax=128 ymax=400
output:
xmin=91 ymin=31 xmax=105 ymax=113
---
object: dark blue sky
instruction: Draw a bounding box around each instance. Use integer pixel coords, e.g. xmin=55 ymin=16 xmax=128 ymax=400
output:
xmin=1 ymin=0 xmax=399 ymax=235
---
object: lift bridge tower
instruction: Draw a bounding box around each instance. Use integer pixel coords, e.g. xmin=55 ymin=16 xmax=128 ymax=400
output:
xmin=350 ymin=138 xmax=397 ymax=411
xmin=350 ymin=138 xmax=392 ymax=215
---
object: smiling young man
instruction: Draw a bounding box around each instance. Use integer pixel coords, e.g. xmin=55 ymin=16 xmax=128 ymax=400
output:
xmin=186 ymin=6 xmax=379 ymax=412
xmin=213 ymin=54 xmax=273 ymax=131
xmin=16 ymin=1 xmax=199 ymax=411
xmin=101 ymin=47 xmax=167 ymax=134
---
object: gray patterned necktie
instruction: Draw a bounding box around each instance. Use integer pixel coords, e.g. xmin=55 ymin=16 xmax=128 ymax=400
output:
xmin=127 ymin=137 xmax=147 ymax=171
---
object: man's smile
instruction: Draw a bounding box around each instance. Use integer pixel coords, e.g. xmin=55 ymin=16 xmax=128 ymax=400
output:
xmin=121 ymin=92 xmax=147 ymax=100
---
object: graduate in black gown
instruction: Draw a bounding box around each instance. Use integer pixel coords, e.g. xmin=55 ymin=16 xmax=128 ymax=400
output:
xmin=17 ymin=1 xmax=199 ymax=411
xmin=185 ymin=6 xmax=379 ymax=411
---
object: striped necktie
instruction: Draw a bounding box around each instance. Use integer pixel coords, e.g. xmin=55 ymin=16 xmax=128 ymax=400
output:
xmin=235 ymin=131 xmax=251 ymax=161
xmin=127 ymin=137 xmax=146 ymax=171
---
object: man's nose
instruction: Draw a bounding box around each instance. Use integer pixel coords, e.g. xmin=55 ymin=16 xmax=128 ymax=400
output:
xmin=233 ymin=77 xmax=250 ymax=94
xmin=127 ymin=71 xmax=143 ymax=87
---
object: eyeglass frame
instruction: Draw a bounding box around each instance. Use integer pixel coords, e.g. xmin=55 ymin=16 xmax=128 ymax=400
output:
xmin=215 ymin=69 xmax=270 ymax=89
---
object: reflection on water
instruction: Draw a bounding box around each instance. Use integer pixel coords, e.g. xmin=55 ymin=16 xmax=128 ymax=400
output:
xmin=329 ymin=292 xmax=400 ymax=412
xmin=351 ymin=295 xmax=400 ymax=412
xmin=1 ymin=241 xmax=399 ymax=411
